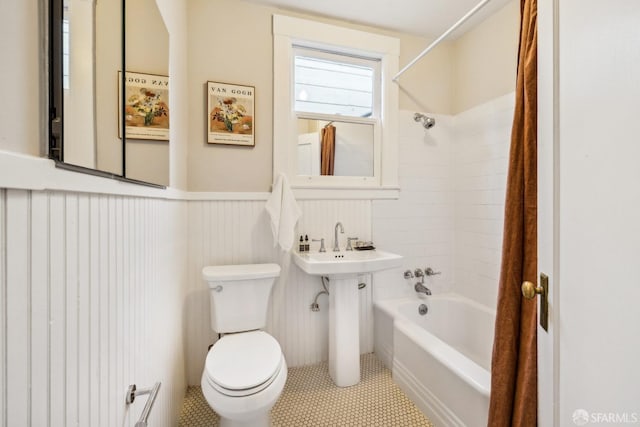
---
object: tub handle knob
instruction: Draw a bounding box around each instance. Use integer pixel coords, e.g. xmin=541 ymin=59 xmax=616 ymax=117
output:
xmin=425 ymin=267 xmax=441 ymax=276
xmin=403 ymin=270 xmax=414 ymax=279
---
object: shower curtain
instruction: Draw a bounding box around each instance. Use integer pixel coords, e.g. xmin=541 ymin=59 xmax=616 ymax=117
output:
xmin=320 ymin=124 xmax=336 ymax=175
xmin=488 ymin=0 xmax=537 ymax=425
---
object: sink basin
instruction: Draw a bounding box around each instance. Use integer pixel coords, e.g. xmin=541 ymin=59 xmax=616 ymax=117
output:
xmin=292 ymin=249 xmax=402 ymax=276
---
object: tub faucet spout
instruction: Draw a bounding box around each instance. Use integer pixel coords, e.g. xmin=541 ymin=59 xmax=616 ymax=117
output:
xmin=414 ymin=282 xmax=432 ymax=295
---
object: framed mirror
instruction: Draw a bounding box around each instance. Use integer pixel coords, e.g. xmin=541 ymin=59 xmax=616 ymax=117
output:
xmin=296 ymin=118 xmax=374 ymax=177
xmin=48 ymin=0 xmax=169 ymax=187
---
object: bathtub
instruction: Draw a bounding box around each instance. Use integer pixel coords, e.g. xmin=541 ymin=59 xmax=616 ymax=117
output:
xmin=374 ymin=294 xmax=496 ymax=427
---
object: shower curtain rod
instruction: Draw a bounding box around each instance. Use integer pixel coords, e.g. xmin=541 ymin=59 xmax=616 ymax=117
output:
xmin=392 ymin=0 xmax=492 ymax=82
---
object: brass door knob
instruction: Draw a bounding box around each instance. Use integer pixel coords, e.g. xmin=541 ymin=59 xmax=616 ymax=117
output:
xmin=522 ymin=280 xmax=544 ymax=299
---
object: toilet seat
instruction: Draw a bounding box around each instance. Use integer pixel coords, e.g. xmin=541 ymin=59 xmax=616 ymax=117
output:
xmin=204 ymin=331 xmax=283 ymax=397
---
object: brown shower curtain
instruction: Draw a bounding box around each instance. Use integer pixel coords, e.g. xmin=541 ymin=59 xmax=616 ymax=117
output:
xmin=488 ymin=0 xmax=538 ymax=426
xmin=320 ymin=124 xmax=336 ymax=175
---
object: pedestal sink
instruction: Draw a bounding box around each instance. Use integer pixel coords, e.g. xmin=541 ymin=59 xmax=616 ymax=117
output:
xmin=292 ymin=249 xmax=402 ymax=387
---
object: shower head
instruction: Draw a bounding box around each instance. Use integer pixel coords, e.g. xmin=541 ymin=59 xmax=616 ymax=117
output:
xmin=423 ymin=116 xmax=436 ymax=129
xmin=414 ymin=112 xmax=436 ymax=129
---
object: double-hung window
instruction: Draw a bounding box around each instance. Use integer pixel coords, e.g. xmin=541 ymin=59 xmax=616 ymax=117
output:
xmin=293 ymin=46 xmax=380 ymax=177
xmin=273 ymin=15 xmax=400 ymax=197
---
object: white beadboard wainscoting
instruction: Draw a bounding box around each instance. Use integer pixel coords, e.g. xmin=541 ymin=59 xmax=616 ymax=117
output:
xmin=185 ymin=199 xmax=373 ymax=385
xmin=0 ymin=189 xmax=188 ymax=427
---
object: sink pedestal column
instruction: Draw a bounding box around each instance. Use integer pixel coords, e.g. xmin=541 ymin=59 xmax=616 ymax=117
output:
xmin=328 ymin=275 xmax=360 ymax=387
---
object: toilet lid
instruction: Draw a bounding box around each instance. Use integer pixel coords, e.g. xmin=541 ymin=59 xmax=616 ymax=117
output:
xmin=205 ymin=331 xmax=282 ymax=392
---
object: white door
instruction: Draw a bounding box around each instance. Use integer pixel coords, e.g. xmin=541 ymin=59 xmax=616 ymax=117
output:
xmin=537 ymin=1 xmax=556 ymax=425
xmin=538 ymin=1 xmax=640 ymax=425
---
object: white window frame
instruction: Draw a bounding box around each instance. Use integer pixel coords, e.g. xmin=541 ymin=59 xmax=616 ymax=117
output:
xmin=273 ymin=14 xmax=400 ymax=198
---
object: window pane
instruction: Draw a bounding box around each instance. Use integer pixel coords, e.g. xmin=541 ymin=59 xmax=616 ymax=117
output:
xmin=294 ymin=55 xmax=375 ymax=117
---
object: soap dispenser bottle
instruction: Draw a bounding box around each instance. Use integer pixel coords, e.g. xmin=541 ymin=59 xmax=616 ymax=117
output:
xmin=299 ymin=235 xmax=305 ymax=252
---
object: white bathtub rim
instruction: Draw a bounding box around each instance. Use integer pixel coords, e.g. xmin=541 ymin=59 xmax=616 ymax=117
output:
xmin=374 ymin=292 xmax=497 ymax=318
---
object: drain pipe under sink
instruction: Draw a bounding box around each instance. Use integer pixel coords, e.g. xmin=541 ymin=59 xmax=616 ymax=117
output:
xmin=310 ymin=276 xmax=366 ymax=312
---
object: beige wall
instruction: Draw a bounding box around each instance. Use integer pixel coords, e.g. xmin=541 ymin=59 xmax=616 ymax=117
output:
xmin=186 ymin=0 xmax=454 ymax=192
xmin=94 ymin=0 xmax=124 ymax=176
xmin=187 ymin=0 xmax=274 ymax=192
xmin=397 ymin=36 xmax=454 ymax=114
xmin=157 ymin=0 xmax=189 ymax=190
xmin=452 ymin=0 xmax=520 ymax=114
xmin=0 ymin=0 xmax=42 ymax=156
xmin=122 ymin=0 xmax=170 ymax=186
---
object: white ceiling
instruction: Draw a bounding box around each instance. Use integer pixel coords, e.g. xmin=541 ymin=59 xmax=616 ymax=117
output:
xmin=244 ymin=0 xmax=514 ymax=39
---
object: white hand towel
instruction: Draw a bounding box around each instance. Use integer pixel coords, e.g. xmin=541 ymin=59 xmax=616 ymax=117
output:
xmin=265 ymin=173 xmax=301 ymax=251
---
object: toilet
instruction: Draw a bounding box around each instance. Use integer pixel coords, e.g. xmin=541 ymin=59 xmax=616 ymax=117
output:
xmin=201 ymin=263 xmax=287 ymax=427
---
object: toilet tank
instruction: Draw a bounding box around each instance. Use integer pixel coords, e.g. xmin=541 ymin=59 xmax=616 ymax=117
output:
xmin=202 ymin=263 xmax=281 ymax=333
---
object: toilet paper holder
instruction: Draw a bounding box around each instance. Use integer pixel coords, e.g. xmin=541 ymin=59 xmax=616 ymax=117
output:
xmin=126 ymin=382 xmax=161 ymax=427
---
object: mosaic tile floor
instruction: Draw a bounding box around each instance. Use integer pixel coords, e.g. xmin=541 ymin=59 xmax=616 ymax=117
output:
xmin=179 ymin=353 xmax=434 ymax=426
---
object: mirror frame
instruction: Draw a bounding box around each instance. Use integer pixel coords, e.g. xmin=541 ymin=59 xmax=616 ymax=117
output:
xmin=48 ymin=0 xmax=64 ymax=161
xmin=47 ymin=0 xmax=166 ymax=188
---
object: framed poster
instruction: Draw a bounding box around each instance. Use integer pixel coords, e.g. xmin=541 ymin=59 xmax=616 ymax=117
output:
xmin=118 ymin=71 xmax=169 ymax=141
xmin=207 ymin=81 xmax=255 ymax=146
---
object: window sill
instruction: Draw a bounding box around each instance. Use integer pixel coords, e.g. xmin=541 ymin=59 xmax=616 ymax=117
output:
xmin=290 ymin=186 xmax=400 ymax=200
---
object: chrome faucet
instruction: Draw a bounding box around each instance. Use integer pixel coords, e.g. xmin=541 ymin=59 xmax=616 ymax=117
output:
xmin=312 ymin=237 xmax=326 ymax=252
xmin=333 ymin=222 xmax=344 ymax=252
xmin=414 ymin=282 xmax=432 ymax=295
xmin=346 ymin=237 xmax=359 ymax=251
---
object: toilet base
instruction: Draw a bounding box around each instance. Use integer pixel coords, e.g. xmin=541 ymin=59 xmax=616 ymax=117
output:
xmin=219 ymin=413 xmax=269 ymax=427
xmin=202 ymin=352 xmax=287 ymax=427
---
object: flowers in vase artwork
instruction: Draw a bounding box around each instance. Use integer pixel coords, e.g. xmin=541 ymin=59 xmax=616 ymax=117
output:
xmin=126 ymin=88 xmax=168 ymax=127
xmin=119 ymin=71 xmax=170 ymax=141
xmin=207 ymin=81 xmax=255 ymax=146
xmin=210 ymin=97 xmax=252 ymax=134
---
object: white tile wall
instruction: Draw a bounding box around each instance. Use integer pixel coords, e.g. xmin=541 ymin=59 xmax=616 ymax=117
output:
xmin=373 ymin=97 xmax=513 ymax=310
xmin=372 ymin=110 xmax=456 ymax=301
xmin=452 ymin=93 xmax=514 ymax=309
xmin=0 ymin=189 xmax=187 ymax=427
xmin=185 ymin=199 xmax=373 ymax=385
